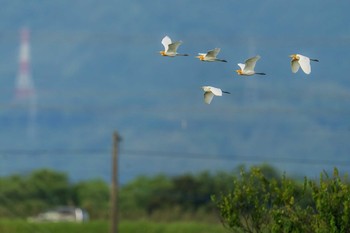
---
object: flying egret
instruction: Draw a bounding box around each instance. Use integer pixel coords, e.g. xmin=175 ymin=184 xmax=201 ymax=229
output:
xmin=202 ymin=86 xmax=230 ymax=104
xmin=290 ymin=54 xmax=319 ymax=74
xmin=196 ymin=48 xmax=227 ymax=62
xmin=236 ymin=55 xmax=266 ymax=76
xmin=159 ymin=36 xmax=189 ymax=57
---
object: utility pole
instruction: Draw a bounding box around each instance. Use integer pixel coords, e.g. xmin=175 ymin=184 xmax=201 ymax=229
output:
xmin=110 ymin=131 xmax=121 ymax=233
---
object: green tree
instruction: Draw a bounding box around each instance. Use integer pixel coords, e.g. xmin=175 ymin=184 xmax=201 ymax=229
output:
xmin=72 ymin=179 xmax=109 ymax=219
xmin=0 ymin=169 xmax=71 ymax=218
xmin=170 ymin=174 xmax=202 ymax=211
xmin=0 ymin=175 xmax=29 ymax=217
xmin=27 ymin=169 xmax=71 ymax=205
xmin=119 ymin=174 xmax=173 ymax=217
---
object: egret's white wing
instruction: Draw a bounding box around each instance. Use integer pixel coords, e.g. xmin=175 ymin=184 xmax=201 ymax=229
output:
xmin=206 ymin=48 xmax=220 ymax=59
xmin=167 ymin=41 xmax=182 ymax=54
xmin=198 ymin=53 xmax=207 ymax=56
xmin=161 ymin=36 xmax=172 ymax=52
xmin=291 ymin=60 xmax=300 ymax=73
xmin=237 ymin=63 xmax=246 ymax=70
xmin=209 ymin=86 xmax=223 ymax=96
xmin=244 ymin=55 xmax=260 ymax=71
xmin=204 ymin=92 xmax=214 ymax=104
xmin=298 ymin=54 xmax=311 ymax=74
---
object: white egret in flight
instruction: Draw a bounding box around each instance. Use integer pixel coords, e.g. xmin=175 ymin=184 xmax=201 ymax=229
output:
xmin=290 ymin=54 xmax=319 ymax=74
xmin=160 ymin=36 xmax=188 ymax=57
xmin=196 ymin=48 xmax=227 ymax=62
xmin=202 ymin=86 xmax=230 ymax=104
xmin=236 ymin=55 xmax=266 ymax=76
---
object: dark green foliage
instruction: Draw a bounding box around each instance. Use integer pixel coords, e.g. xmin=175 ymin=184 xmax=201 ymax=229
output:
xmin=0 ymin=168 xmax=233 ymax=220
xmin=0 ymin=169 xmax=109 ymax=219
xmin=118 ymin=174 xmax=173 ymax=217
xmin=118 ymin=171 xmax=234 ymax=220
xmin=0 ymin=169 xmax=70 ymax=217
xmin=72 ymin=180 xmax=109 ymax=219
xmin=27 ymin=169 xmax=71 ymax=205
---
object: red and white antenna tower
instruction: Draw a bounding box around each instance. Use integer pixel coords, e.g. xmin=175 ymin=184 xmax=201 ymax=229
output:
xmin=15 ymin=28 xmax=36 ymax=101
xmin=14 ymin=27 xmax=37 ymax=139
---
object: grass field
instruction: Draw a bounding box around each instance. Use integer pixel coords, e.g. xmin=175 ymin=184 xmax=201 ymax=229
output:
xmin=0 ymin=219 xmax=228 ymax=233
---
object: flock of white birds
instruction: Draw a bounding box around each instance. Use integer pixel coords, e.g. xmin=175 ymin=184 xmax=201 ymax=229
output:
xmin=159 ymin=35 xmax=319 ymax=104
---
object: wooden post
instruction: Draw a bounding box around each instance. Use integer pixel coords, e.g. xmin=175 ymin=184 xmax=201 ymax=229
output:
xmin=110 ymin=131 xmax=121 ymax=233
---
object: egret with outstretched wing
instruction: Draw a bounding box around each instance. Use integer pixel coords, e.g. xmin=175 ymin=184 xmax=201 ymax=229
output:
xmin=202 ymin=86 xmax=230 ymax=104
xmin=290 ymin=54 xmax=319 ymax=74
xmin=160 ymin=36 xmax=188 ymax=57
xmin=196 ymin=48 xmax=227 ymax=62
xmin=236 ymin=55 xmax=265 ymax=76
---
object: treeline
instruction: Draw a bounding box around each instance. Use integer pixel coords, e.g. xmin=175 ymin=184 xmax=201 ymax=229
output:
xmin=0 ymin=165 xmax=247 ymax=220
xmin=2 ymin=164 xmax=349 ymax=230
xmin=0 ymin=169 xmax=110 ymax=219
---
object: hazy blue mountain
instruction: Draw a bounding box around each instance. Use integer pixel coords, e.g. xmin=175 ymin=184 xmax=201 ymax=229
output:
xmin=0 ymin=1 xmax=349 ymax=183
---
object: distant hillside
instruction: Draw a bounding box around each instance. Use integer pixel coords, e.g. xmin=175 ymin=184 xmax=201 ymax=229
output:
xmin=0 ymin=1 xmax=350 ymax=183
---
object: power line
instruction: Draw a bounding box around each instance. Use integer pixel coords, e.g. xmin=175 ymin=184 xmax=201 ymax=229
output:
xmin=0 ymin=148 xmax=349 ymax=167
xmin=1 ymin=102 xmax=349 ymax=115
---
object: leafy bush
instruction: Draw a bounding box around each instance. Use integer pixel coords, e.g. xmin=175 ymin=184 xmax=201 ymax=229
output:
xmin=213 ymin=167 xmax=350 ymax=233
xmin=309 ymin=169 xmax=350 ymax=233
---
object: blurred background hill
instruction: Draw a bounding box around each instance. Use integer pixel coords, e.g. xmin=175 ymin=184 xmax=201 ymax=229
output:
xmin=0 ymin=1 xmax=349 ymax=183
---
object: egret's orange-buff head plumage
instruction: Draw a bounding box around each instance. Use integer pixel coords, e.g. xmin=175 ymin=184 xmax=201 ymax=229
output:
xmin=196 ymin=55 xmax=205 ymax=61
xmin=290 ymin=54 xmax=299 ymax=61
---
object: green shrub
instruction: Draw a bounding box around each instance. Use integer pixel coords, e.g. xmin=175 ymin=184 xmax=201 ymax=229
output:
xmin=310 ymin=168 xmax=350 ymax=233
xmin=213 ymin=167 xmax=350 ymax=233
